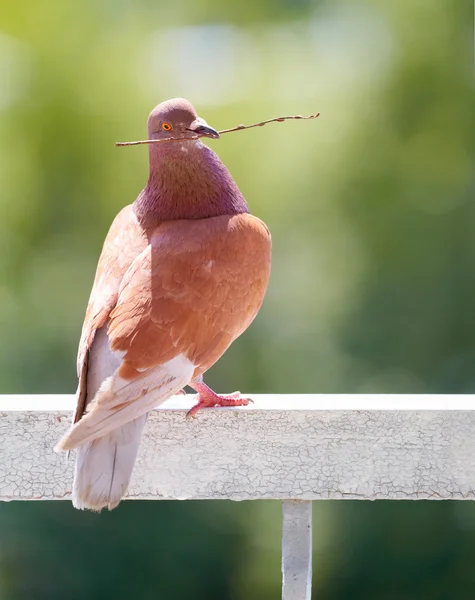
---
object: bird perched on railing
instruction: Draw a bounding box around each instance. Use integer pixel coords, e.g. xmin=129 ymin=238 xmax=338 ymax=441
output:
xmin=55 ymin=98 xmax=272 ymax=511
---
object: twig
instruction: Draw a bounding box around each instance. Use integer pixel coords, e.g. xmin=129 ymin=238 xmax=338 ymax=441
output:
xmin=115 ymin=112 xmax=320 ymax=146
xmin=219 ymin=113 xmax=320 ymax=134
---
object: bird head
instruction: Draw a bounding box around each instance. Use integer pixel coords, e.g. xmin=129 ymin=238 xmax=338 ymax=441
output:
xmin=147 ymin=98 xmax=220 ymax=142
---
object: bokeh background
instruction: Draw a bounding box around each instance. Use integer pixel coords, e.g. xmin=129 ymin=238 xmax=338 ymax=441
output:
xmin=1 ymin=0 xmax=474 ymax=598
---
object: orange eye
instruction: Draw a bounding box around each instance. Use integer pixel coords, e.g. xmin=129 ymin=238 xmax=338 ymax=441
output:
xmin=161 ymin=122 xmax=172 ymax=131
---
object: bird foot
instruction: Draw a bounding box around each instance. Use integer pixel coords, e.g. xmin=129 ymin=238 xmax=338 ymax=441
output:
xmin=186 ymin=382 xmax=253 ymax=419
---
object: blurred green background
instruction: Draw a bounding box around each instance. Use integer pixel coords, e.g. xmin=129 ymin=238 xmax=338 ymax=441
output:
xmin=1 ymin=0 xmax=474 ymax=598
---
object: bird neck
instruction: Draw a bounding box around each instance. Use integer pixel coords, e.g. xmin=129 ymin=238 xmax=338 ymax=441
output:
xmin=134 ymin=141 xmax=249 ymax=226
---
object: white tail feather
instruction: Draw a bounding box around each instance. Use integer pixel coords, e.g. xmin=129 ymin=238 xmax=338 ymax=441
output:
xmin=73 ymin=414 xmax=147 ymax=511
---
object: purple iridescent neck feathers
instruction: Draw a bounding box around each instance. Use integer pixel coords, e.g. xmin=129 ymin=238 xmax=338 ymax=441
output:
xmin=134 ymin=142 xmax=249 ymax=224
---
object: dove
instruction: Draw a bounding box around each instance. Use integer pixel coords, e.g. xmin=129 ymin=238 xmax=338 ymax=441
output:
xmin=55 ymin=98 xmax=272 ymax=511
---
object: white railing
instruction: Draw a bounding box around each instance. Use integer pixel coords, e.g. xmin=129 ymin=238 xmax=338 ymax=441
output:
xmin=1 ymin=394 xmax=475 ymax=599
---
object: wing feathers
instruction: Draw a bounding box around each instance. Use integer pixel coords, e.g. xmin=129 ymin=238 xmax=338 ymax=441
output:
xmin=56 ymin=354 xmax=194 ymax=451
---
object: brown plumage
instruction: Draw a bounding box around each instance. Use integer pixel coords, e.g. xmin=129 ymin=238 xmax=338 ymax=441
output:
xmin=56 ymin=98 xmax=272 ymax=511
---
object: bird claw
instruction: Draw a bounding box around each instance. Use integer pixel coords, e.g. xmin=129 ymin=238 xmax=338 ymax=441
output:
xmin=186 ymin=389 xmax=253 ymax=419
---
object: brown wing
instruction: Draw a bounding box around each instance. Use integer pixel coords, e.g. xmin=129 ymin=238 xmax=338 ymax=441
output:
xmin=74 ymin=205 xmax=148 ymax=423
xmin=107 ymin=212 xmax=271 ymax=380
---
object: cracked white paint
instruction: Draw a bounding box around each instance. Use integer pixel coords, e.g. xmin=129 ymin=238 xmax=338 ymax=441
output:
xmin=1 ymin=394 xmax=475 ymax=501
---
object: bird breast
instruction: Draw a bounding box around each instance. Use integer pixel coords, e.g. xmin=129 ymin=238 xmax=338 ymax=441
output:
xmin=107 ymin=212 xmax=271 ymax=379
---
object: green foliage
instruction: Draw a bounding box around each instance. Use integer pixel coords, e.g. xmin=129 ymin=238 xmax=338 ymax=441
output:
xmin=0 ymin=0 xmax=474 ymax=597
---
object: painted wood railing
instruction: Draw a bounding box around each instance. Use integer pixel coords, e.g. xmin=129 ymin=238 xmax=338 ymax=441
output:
xmin=1 ymin=394 xmax=474 ymax=600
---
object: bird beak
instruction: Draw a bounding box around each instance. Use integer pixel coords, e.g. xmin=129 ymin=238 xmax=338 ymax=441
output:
xmin=188 ymin=118 xmax=220 ymax=139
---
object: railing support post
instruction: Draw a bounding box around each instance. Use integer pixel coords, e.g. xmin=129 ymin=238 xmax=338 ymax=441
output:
xmin=282 ymin=500 xmax=312 ymax=600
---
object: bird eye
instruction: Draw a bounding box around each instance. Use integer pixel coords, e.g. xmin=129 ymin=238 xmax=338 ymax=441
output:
xmin=161 ymin=122 xmax=173 ymax=131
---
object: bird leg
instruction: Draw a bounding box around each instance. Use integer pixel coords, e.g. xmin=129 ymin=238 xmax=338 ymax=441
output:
xmin=186 ymin=378 xmax=252 ymax=418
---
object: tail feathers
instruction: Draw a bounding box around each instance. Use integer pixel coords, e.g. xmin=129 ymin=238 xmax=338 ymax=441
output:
xmin=56 ymin=355 xmax=194 ymax=451
xmin=73 ymin=414 xmax=147 ymax=511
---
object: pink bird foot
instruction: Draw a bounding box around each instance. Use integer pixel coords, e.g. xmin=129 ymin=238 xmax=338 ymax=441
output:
xmin=186 ymin=380 xmax=253 ymax=419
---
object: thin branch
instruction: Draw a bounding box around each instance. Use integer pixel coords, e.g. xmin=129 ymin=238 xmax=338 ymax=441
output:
xmin=218 ymin=113 xmax=320 ymax=134
xmin=115 ymin=112 xmax=320 ymax=146
xmin=115 ymin=136 xmax=199 ymax=147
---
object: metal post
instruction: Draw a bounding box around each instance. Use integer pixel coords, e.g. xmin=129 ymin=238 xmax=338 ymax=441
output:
xmin=282 ymin=500 xmax=312 ymax=600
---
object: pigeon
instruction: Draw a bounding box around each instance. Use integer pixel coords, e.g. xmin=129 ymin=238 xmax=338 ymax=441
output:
xmin=55 ymin=98 xmax=272 ymax=511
